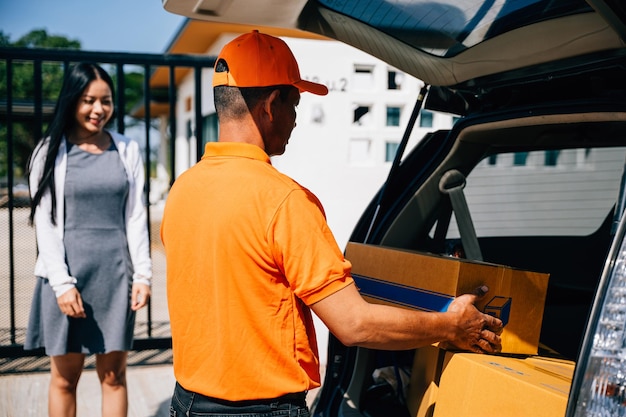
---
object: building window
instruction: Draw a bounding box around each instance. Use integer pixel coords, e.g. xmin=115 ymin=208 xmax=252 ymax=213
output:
xmin=514 ymin=152 xmax=529 ymax=166
xmin=419 ymin=110 xmax=433 ymax=127
xmin=353 ymin=64 xmax=375 ymax=90
xmin=545 ymin=150 xmax=560 ymax=166
xmin=388 ymin=70 xmax=405 ymax=90
xmin=386 ymin=141 xmax=400 ymax=162
xmin=311 ymin=104 xmax=324 ymax=124
xmin=353 ymin=105 xmax=371 ymax=126
xmin=386 ymin=106 xmax=401 ymax=126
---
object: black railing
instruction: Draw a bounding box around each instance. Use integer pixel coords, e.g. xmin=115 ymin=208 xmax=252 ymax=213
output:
xmin=0 ymin=47 xmax=216 ymax=358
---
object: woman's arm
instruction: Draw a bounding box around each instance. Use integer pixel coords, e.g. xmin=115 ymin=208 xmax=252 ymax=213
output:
xmin=30 ymin=139 xmax=77 ymax=297
xmin=120 ymin=136 xmax=152 ymax=286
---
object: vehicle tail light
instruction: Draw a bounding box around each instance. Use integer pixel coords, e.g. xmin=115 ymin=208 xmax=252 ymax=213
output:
xmin=568 ymin=216 xmax=626 ymax=416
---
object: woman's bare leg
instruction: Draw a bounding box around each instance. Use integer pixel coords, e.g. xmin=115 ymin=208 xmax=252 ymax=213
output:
xmin=49 ymin=353 xmax=85 ymax=417
xmin=96 ymin=351 xmax=129 ymax=417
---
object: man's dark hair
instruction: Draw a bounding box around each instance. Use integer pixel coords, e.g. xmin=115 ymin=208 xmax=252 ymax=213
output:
xmin=213 ymin=59 xmax=295 ymax=120
xmin=214 ymin=85 xmax=295 ymax=121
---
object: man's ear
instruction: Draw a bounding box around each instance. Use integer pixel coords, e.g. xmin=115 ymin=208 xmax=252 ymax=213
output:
xmin=263 ymin=89 xmax=281 ymax=122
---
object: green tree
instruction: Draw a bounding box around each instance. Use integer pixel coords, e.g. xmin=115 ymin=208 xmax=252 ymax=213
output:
xmin=0 ymin=32 xmax=10 ymax=47
xmin=11 ymin=28 xmax=81 ymax=49
xmin=123 ymin=71 xmax=145 ymax=116
xmin=0 ymin=29 xmax=80 ymax=184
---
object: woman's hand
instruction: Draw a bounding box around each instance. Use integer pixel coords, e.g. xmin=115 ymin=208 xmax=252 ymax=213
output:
xmin=131 ymin=283 xmax=151 ymax=311
xmin=56 ymin=287 xmax=86 ymax=318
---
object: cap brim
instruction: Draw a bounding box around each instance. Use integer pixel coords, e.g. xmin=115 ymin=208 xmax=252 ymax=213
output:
xmin=294 ymin=79 xmax=329 ymax=96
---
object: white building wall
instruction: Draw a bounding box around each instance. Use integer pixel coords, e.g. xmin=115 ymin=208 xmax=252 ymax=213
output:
xmin=174 ymin=80 xmax=195 ymax=178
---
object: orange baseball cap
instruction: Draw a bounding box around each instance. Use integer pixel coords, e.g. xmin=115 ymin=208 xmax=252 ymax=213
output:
xmin=212 ymin=30 xmax=328 ymax=96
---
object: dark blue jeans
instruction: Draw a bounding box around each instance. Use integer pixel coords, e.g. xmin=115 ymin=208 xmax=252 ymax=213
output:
xmin=169 ymin=382 xmax=310 ymax=417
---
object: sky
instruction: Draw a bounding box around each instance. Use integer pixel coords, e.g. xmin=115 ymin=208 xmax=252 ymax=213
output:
xmin=0 ymin=0 xmax=186 ymax=53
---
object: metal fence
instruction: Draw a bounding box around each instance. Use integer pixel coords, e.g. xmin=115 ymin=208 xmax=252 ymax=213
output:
xmin=0 ymin=47 xmax=216 ymax=359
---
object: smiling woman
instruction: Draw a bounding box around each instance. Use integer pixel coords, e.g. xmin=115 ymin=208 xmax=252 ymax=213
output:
xmin=23 ymin=62 xmax=153 ymax=417
xmin=68 ymin=78 xmax=115 ymax=152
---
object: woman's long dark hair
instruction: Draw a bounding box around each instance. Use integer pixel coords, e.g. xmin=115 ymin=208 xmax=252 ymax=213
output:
xmin=28 ymin=62 xmax=116 ymax=226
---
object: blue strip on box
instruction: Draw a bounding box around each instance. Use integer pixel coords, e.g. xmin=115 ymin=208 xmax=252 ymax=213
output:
xmin=353 ymin=273 xmax=454 ymax=312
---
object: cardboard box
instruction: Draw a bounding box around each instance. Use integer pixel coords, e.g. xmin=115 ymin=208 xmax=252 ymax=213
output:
xmin=434 ymin=352 xmax=573 ymax=417
xmin=406 ymin=346 xmax=445 ymax=417
xmin=346 ymin=242 xmax=550 ymax=354
xmin=407 ymin=347 xmax=574 ymax=417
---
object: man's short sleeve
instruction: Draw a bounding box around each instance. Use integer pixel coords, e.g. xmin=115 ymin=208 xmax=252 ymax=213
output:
xmin=269 ymin=189 xmax=353 ymax=305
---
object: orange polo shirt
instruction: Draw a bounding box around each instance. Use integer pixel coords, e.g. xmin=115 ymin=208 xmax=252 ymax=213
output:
xmin=161 ymin=142 xmax=353 ymax=401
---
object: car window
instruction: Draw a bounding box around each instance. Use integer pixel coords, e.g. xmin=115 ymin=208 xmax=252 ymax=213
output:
xmin=318 ymin=0 xmax=592 ymax=57
xmin=445 ymin=147 xmax=626 ymax=238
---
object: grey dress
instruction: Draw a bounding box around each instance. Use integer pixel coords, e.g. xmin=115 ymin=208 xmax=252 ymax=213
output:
xmin=25 ymin=141 xmax=135 ymax=355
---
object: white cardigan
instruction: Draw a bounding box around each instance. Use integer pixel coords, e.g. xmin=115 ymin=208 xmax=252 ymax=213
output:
xmin=29 ymin=131 xmax=152 ymax=297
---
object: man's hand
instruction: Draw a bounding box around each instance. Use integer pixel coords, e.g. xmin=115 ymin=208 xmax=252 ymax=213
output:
xmin=56 ymin=287 xmax=86 ymax=318
xmin=445 ymin=285 xmax=503 ymax=353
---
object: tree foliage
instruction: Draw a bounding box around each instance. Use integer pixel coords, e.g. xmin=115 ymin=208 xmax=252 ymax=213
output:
xmin=0 ymin=29 xmax=78 ymax=183
xmin=10 ymin=28 xmax=81 ymax=49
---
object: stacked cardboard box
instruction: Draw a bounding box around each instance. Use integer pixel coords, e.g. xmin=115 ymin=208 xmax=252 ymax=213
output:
xmin=407 ymin=346 xmax=574 ymax=417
